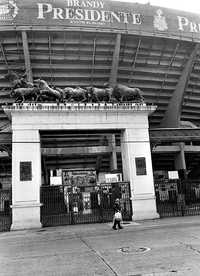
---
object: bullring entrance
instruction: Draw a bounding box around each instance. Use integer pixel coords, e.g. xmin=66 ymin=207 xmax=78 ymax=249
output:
xmin=4 ymin=102 xmax=159 ymax=230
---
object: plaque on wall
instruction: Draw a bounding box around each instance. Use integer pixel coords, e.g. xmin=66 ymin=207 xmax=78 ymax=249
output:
xmin=20 ymin=161 xmax=32 ymax=181
xmin=135 ymin=157 xmax=147 ymax=176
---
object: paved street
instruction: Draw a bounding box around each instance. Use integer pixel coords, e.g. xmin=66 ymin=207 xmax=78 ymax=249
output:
xmin=1 ymin=216 xmax=200 ymax=276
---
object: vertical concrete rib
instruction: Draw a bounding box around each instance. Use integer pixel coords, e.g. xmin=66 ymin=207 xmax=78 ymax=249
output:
xmin=160 ymin=44 xmax=200 ymax=128
xmin=21 ymin=31 xmax=33 ymax=83
xmin=109 ymin=33 xmax=121 ymax=87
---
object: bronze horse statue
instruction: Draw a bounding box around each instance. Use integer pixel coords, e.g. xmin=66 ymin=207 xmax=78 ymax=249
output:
xmin=34 ymin=79 xmax=62 ymax=102
xmin=110 ymin=84 xmax=145 ymax=103
xmin=63 ymin=86 xmax=88 ymax=102
xmin=4 ymin=71 xmax=38 ymax=102
xmin=4 ymin=70 xmax=145 ymax=104
xmin=4 ymin=71 xmax=34 ymax=89
xmin=11 ymin=87 xmax=40 ymax=102
xmin=86 ymin=86 xmax=114 ymax=102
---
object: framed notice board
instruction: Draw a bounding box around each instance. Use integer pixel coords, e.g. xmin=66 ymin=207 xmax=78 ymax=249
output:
xmin=20 ymin=161 xmax=32 ymax=181
xmin=135 ymin=157 xmax=147 ymax=176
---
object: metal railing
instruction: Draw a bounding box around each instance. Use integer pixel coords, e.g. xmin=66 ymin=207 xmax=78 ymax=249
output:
xmin=0 ymin=189 xmax=12 ymax=232
xmin=155 ymin=179 xmax=200 ymax=217
xmin=40 ymin=182 xmax=132 ymax=227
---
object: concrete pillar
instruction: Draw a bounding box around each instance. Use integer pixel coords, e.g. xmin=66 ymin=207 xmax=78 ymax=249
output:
xmin=110 ymin=134 xmax=118 ymax=171
xmin=175 ymin=142 xmax=187 ymax=180
xmin=11 ymin=129 xmax=42 ymax=230
xmin=121 ymin=128 xmax=159 ymax=220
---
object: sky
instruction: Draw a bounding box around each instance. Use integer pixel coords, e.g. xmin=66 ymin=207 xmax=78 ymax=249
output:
xmin=112 ymin=0 xmax=200 ymax=15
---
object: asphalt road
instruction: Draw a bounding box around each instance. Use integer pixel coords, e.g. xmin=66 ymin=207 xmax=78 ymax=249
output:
xmin=1 ymin=217 xmax=200 ymax=276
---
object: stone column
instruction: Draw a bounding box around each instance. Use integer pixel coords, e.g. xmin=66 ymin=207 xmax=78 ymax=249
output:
xmin=121 ymin=127 xmax=159 ymax=220
xmin=11 ymin=129 xmax=42 ymax=230
xmin=110 ymin=134 xmax=118 ymax=171
xmin=175 ymin=142 xmax=187 ymax=180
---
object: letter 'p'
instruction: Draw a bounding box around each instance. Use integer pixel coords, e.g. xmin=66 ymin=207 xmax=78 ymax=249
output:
xmin=177 ymin=16 xmax=189 ymax=31
xmin=37 ymin=3 xmax=53 ymax=19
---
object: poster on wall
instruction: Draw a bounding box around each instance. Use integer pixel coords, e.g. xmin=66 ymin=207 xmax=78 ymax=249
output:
xmin=62 ymin=169 xmax=96 ymax=187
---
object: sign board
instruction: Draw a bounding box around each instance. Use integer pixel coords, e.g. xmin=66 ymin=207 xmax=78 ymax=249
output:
xmin=1 ymin=1 xmax=200 ymax=42
xmin=168 ymin=171 xmax=179 ymax=179
xmin=105 ymin=173 xmax=122 ymax=183
xmin=62 ymin=169 xmax=96 ymax=186
xmin=50 ymin=176 xmax=62 ymax=185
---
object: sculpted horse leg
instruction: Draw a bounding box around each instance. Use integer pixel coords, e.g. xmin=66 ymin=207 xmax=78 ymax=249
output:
xmin=80 ymin=95 xmax=86 ymax=102
xmin=90 ymin=93 xmax=97 ymax=102
xmin=35 ymin=94 xmax=40 ymax=102
xmin=68 ymin=95 xmax=75 ymax=102
xmin=120 ymin=95 xmax=125 ymax=102
xmin=94 ymin=94 xmax=100 ymax=102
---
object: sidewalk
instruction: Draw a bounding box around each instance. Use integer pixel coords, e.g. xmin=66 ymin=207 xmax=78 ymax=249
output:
xmin=1 ymin=215 xmax=200 ymax=238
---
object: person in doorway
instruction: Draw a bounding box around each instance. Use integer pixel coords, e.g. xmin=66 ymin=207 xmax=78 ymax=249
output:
xmin=112 ymin=198 xmax=123 ymax=230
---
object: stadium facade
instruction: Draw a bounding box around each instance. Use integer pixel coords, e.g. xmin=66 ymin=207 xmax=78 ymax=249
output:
xmin=1 ymin=0 xmax=200 ymax=230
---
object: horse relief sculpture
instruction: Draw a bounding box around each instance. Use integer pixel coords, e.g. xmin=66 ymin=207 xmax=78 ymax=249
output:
xmin=4 ymin=71 xmax=145 ymax=104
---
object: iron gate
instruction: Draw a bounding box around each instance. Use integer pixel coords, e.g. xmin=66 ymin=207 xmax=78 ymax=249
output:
xmin=0 ymin=189 xmax=12 ymax=232
xmin=155 ymin=179 xmax=200 ymax=217
xmin=40 ymin=182 xmax=132 ymax=227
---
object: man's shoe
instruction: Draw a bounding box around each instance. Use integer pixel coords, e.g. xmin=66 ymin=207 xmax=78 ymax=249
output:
xmin=112 ymin=226 xmax=117 ymax=230
xmin=119 ymin=226 xmax=123 ymax=229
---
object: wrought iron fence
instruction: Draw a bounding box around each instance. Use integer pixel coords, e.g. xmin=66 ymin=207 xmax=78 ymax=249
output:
xmin=0 ymin=189 xmax=12 ymax=232
xmin=3 ymin=178 xmax=200 ymax=231
xmin=155 ymin=179 xmax=200 ymax=217
xmin=40 ymin=182 xmax=132 ymax=227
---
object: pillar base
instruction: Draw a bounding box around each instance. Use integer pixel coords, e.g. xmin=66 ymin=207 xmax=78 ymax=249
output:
xmin=132 ymin=211 xmax=160 ymax=221
xmin=131 ymin=195 xmax=160 ymax=221
xmin=11 ymin=203 xmax=42 ymax=230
